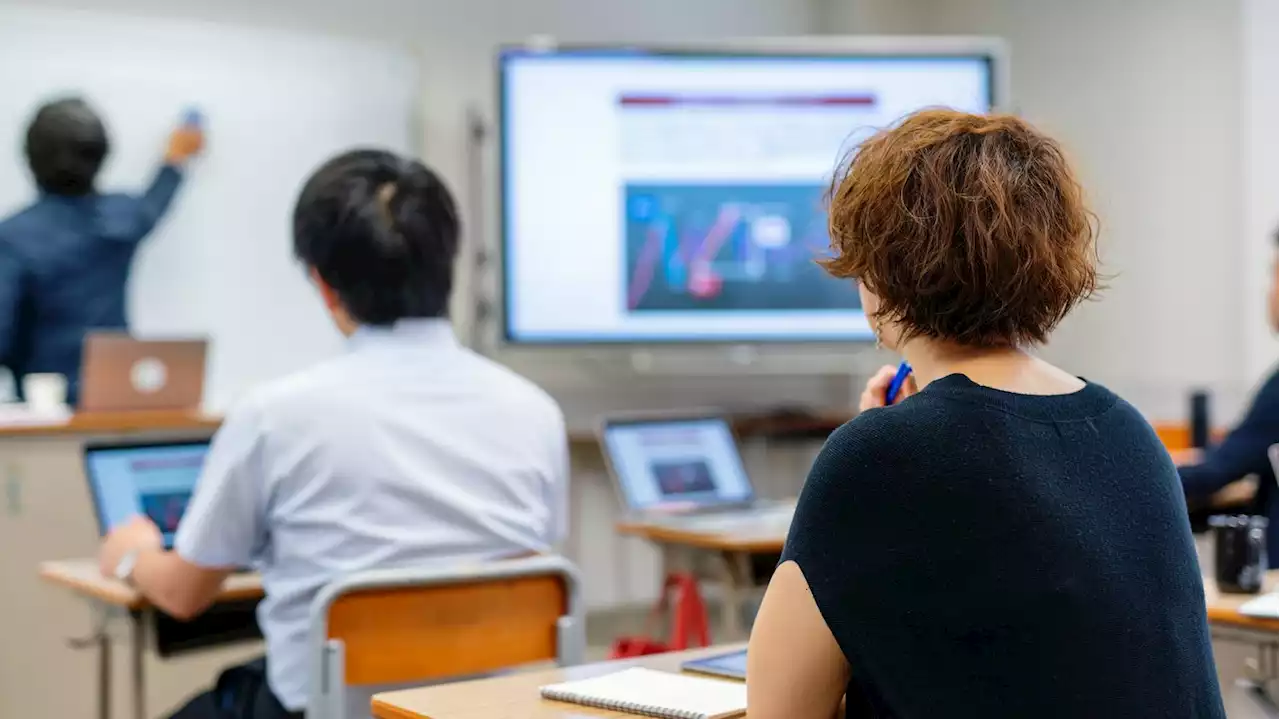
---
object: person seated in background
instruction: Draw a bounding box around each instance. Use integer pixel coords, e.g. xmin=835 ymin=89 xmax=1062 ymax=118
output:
xmin=0 ymin=97 xmax=203 ymax=404
xmin=747 ymin=110 xmax=1224 ymax=719
xmin=97 ymin=149 xmax=568 ymax=719
xmin=1178 ymin=234 xmax=1278 ymax=568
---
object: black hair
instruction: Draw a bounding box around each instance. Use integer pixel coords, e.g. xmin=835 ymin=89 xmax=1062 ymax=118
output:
xmin=292 ymin=149 xmax=461 ymax=325
xmin=24 ymin=97 xmax=109 ymax=196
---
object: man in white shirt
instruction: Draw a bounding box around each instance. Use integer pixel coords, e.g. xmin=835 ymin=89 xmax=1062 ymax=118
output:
xmin=97 ymin=149 xmax=568 ymax=718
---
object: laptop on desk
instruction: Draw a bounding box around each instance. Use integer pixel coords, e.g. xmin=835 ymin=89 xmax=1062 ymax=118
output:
xmin=597 ymin=412 xmax=793 ymax=534
xmin=84 ymin=439 xmax=223 ymax=554
xmin=79 ymin=333 xmax=208 ymax=413
xmin=83 ymin=440 xmax=262 ymax=655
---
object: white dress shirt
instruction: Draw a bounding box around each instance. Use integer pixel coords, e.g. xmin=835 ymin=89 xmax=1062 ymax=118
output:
xmin=173 ymin=318 xmax=567 ymax=711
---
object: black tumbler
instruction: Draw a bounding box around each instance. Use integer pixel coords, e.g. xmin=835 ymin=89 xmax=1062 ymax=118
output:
xmin=1210 ymin=514 xmax=1269 ymax=594
xmin=1189 ymin=390 xmax=1211 ymax=450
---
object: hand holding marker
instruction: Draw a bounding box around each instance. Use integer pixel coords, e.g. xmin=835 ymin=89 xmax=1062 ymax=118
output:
xmin=165 ymin=107 xmax=205 ymax=165
xmin=883 ymin=361 xmax=913 ymax=405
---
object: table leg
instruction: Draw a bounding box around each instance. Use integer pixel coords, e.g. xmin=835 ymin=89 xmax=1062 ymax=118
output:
xmin=1237 ymin=678 xmax=1278 ymax=715
xmin=69 ymin=602 xmax=113 ymax=719
xmin=131 ymin=611 xmax=146 ymax=719
xmin=659 ymin=543 xmax=683 ymax=641
xmin=100 ymin=620 xmax=113 ymax=719
xmin=719 ymin=551 xmax=754 ymax=640
xmin=659 ymin=543 xmax=681 ymax=577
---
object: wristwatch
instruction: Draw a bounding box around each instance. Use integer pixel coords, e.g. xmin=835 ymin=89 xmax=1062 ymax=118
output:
xmin=114 ymin=549 xmax=140 ymax=585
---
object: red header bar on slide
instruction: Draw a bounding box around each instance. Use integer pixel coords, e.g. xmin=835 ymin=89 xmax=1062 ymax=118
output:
xmin=618 ymin=93 xmax=875 ymax=107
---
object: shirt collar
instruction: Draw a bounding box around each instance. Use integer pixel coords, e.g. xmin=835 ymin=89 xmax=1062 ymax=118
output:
xmin=348 ymin=318 xmax=457 ymax=351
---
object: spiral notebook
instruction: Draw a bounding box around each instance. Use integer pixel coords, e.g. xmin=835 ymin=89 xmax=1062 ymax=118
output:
xmin=539 ymin=667 xmax=747 ymax=719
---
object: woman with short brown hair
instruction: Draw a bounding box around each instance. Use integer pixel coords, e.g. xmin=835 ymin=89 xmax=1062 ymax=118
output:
xmin=747 ymin=110 xmax=1224 ymax=719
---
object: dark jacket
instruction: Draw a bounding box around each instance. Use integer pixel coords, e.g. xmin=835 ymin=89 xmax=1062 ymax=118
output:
xmin=1179 ymin=369 xmax=1279 ymax=568
xmin=0 ymin=165 xmax=183 ymax=404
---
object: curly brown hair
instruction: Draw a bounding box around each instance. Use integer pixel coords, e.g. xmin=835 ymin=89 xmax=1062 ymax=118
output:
xmin=823 ymin=109 xmax=1099 ymax=347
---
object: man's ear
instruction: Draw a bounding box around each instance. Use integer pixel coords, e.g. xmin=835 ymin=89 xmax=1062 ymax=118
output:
xmin=309 ymin=267 xmax=359 ymax=336
xmin=309 ymin=268 xmax=341 ymax=311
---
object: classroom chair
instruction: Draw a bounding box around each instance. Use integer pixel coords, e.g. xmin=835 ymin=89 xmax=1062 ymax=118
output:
xmin=305 ymin=555 xmax=585 ymax=719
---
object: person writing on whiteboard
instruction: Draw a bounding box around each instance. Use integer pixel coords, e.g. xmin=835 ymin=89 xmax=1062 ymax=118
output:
xmin=96 ymin=149 xmax=568 ymax=719
xmin=746 ymin=110 xmax=1223 ymax=718
xmin=0 ymin=97 xmax=204 ymax=405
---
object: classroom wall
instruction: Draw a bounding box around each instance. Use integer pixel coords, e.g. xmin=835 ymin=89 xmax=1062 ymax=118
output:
xmin=828 ymin=0 xmax=1269 ymax=422
xmin=1241 ymin=0 xmax=1279 ymax=380
xmin=8 ymin=0 xmax=818 ymax=45
xmin=815 ymin=0 xmax=930 ymax=35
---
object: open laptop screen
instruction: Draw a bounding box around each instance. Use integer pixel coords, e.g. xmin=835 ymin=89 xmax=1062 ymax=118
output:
xmin=602 ymin=417 xmax=754 ymax=512
xmin=84 ymin=442 xmax=209 ymax=548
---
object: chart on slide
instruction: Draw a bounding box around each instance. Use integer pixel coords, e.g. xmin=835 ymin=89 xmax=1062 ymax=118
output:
xmin=623 ymin=184 xmax=862 ymax=313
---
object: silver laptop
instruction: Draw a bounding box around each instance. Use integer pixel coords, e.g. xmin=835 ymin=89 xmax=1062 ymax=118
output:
xmin=597 ymin=412 xmax=793 ymax=532
xmin=79 ymin=333 xmax=208 ymax=412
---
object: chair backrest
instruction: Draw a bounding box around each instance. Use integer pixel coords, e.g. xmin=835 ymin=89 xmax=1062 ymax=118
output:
xmin=306 ymin=555 xmax=584 ymax=719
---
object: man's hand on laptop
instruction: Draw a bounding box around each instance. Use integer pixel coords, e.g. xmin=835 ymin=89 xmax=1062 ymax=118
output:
xmin=99 ymin=515 xmax=164 ymax=578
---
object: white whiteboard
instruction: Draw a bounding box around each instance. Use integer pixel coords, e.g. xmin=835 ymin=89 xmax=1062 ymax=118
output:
xmin=0 ymin=6 xmax=419 ymax=409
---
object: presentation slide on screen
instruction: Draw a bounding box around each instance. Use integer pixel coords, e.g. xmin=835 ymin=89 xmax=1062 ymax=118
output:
xmin=502 ymin=51 xmax=993 ymax=342
xmin=604 ymin=419 xmax=754 ymax=510
xmin=87 ymin=444 xmax=207 ymax=543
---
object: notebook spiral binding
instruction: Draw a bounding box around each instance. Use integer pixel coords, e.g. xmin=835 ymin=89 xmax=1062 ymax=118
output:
xmin=541 ymin=687 xmax=705 ymax=719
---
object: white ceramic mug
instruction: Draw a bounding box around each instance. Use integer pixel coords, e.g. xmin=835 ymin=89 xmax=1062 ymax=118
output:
xmin=23 ymin=373 xmax=68 ymax=415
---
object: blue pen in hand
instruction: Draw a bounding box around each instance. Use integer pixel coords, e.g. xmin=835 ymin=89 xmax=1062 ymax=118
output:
xmin=884 ymin=361 xmax=913 ymax=405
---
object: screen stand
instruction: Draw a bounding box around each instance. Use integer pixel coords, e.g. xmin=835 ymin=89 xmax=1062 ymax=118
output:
xmin=463 ymin=104 xmax=498 ymax=357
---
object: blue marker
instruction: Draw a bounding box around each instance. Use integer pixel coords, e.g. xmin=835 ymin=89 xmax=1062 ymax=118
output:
xmin=884 ymin=361 xmax=913 ymax=405
xmin=182 ymin=108 xmax=203 ymax=129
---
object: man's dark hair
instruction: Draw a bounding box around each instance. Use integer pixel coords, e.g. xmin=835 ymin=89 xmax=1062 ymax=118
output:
xmin=24 ymin=97 xmax=110 ymax=196
xmin=293 ymin=149 xmax=460 ymax=325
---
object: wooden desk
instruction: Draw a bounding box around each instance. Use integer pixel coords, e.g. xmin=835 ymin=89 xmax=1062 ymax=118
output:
xmin=1204 ymin=570 xmax=1279 ymax=633
xmin=1203 ymin=571 xmax=1279 ymax=711
xmin=372 ymin=644 xmax=742 ymax=719
xmin=621 ymin=517 xmax=1280 ymax=639
xmin=41 ymin=558 xmax=263 ymax=610
xmin=615 ymin=520 xmax=785 ymax=555
xmin=0 ymin=409 xmax=219 ymax=438
xmin=39 ymin=559 xmax=262 ymax=719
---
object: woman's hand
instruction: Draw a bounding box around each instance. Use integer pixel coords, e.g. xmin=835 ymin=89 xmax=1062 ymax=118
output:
xmin=859 ymin=364 xmax=918 ymax=411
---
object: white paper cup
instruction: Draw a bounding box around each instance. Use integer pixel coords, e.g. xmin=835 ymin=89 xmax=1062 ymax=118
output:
xmin=23 ymin=373 xmax=68 ymax=415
